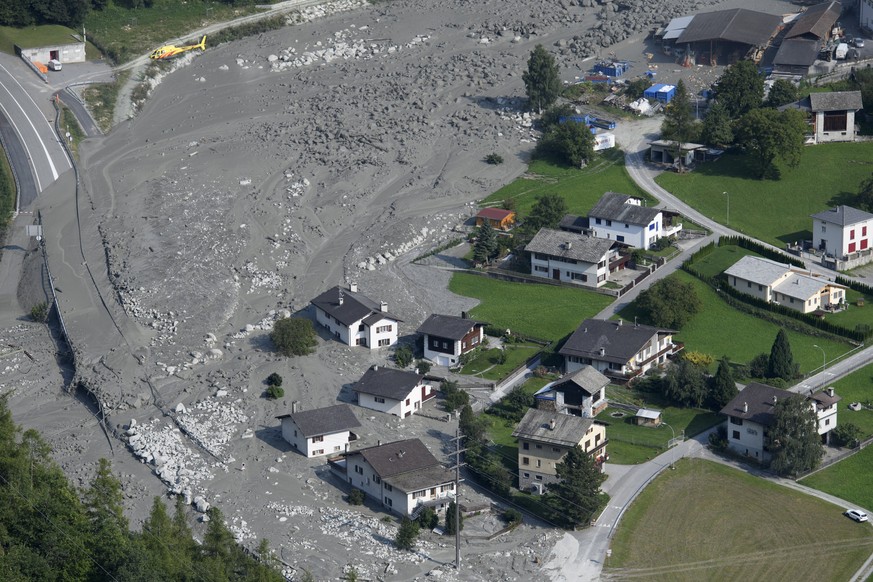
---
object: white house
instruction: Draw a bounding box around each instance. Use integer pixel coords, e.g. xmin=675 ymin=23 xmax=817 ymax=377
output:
xmin=277 ymin=404 xmax=361 ymax=458
xmin=534 ymin=366 xmax=610 ymax=418
xmin=724 ymin=255 xmax=847 ymax=314
xmin=417 ymin=313 xmax=487 ymax=367
xmin=311 ymin=283 xmax=401 ymax=349
xmin=352 ymin=366 xmax=435 ymax=418
xmin=812 ymin=205 xmax=873 ymax=259
xmin=720 ymin=383 xmax=841 ymax=463
xmin=588 ymin=192 xmax=676 ymax=249
xmin=338 ymin=438 xmax=456 ymax=517
xmin=512 ymin=408 xmax=608 ymax=492
xmin=559 ymin=319 xmax=680 ymax=381
xmin=525 ymin=228 xmax=622 ymax=288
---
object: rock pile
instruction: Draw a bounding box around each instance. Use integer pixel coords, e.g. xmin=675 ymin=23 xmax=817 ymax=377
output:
xmin=176 ymin=391 xmax=248 ymax=458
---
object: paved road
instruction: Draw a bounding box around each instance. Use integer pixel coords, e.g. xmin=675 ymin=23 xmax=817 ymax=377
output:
xmin=0 ymin=110 xmax=38 ymax=211
xmin=0 ymin=56 xmax=71 ymax=192
xmin=57 ymin=88 xmax=101 ymax=137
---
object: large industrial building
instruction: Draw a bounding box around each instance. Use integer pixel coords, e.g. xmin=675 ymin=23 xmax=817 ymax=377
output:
xmin=772 ymin=1 xmax=842 ymax=76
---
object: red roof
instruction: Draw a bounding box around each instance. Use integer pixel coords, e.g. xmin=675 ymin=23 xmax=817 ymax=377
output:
xmin=476 ymin=208 xmax=515 ymax=221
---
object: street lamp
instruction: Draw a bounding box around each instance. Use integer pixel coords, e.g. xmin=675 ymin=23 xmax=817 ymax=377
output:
xmin=813 ymin=344 xmax=826 ymax=373
xmin=663 ymin=422 xmax=676 ymax=469
xmin=723 ymin=191 xmax=730 ymax=226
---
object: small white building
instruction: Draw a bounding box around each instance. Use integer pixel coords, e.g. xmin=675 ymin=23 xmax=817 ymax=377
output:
xmin=277 ymin=404 xmax=361 ymax=458
xmin=720 ymin=383 xmax=841 ymax=464
xmin=311 ymin=284 xmax=401 ymax=349
xmin=417 ymin=313 xmax=487 ymax=367
xmin=353 ymin=366 xmax=435 ymax=418
xmin=15 ymin=36 xmax=86 ymax=65
xmin=812 ymin=205 xmax=873 ymax=259
xmin=724 ymin=255 xmax=846 ymax=314
xmin=588 ymin=192 xmax=675 ymax=249
xmin=339 ymin=438 xmax=456 ymax=517
xmin=525 ymin=228 xmax=622 ymax=288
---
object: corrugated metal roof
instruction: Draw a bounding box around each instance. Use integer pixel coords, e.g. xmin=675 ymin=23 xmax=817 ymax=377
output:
xmin=677 ymin=8 xmax=782 ymax=46
xmin=785 ymin=1 xmax=841 ymax=40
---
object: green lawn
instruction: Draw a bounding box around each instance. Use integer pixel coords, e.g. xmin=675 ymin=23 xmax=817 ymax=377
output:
xmin=656 ymin=143 xmax=873 ymax=247
xmin=0 ymin=25 xmax=102 ymax=59
xmin=460 ymin=343 xmax=541 ymax=380
xmin=84 ymin=0 xmax=262 ymax=63
xmin=801 ymin=446 xmax=873 ymax=512
xmin=480 ymin=150 xmax=654 ymax=218
xmin=620 ymin=271 xmax=853 ymax=375
xmin=825 ymin=362 xmax=873 ymax=439
xmin=687 ymin=244 xmax=763 ymax=279
xmin=448 ymin=273 xmax=613 ymax=342
xmin=58 ymin=105 xmax=84 ymax=160
xmin=607 ymin=459 xmax=873 ymax=581
xmin=81 ymin=70 xmax=130 ymax=133
xmin=0 ymin=144 xmax=14 ymax=243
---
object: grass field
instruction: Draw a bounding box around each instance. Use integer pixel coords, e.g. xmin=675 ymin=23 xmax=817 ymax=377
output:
xmin=607 ymin=459 xmax=873 ymax=581
xmin=81 ymin=70 xmax=130 ymax=133
xmin=801 ymin=446 xmax=873 ymax=512
xmin=0 ymin=144 xmax=14 ymax=244
xmin=460 ymin=342 xmax=541 ymax=380
xmin=823 ymin=362 xmax=873 ymax=439
xmin=58 ymin=105 xmax=84 ymax=160
xmin=479 ymin=149 xmax=654 ymax=218
xmin=448 ymin=273 xmax=613 ymax=342
xmin=620 ymin=271 xmax=853 ymax=375
xmin=0 ymin=25 xmax=101 ymax=59
xmin=656 ymin=143 xmax=873 ymax=247
xmin=84 ymin=0 xmax=261 ymax=63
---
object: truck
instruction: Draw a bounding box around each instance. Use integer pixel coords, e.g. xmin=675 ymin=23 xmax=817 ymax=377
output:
xmin=835 ymin=43 xmax=849 ymax=60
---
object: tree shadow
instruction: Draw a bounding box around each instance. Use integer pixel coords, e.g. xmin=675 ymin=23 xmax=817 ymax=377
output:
xmin=826 ymin=191 xmax=857 ymax=206
xmin=777 ymin=229 xmax=812 ymax=245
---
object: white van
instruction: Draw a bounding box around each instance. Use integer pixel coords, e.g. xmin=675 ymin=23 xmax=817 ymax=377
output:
xmin=47 ymin=59 xmax=62 ymax=71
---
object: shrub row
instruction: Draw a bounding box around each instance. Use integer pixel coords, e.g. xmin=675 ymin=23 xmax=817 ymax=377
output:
xmin=717 ymin=235 xmax=805 ymax=267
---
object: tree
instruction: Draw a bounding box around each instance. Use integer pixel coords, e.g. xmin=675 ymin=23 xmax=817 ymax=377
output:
xmin=394 ymin=518 xmax=420 ymax=551
xmin=536 ymin=120 xmax=595 ymax=167
xmin=459 ymin=404 xmax=487 ymax=444
xmin=441 ymin=380 xmax=470 ymax=412
xmin=765 ymin=78 xmax=798 ymax=108
xmin=266 ymin=385 xmax=285 ymax=399
xmin=700 ymin=101 xmax=733 ymax=148
xmin=831 ymin=422 xmax=862 ymax=448
xmin=539 ymin=103 xmax=576 ymax=131
xmin=663 ymin=358 xmax=707 ymax=408
xmin=748 ymin=353 xmax=769 ymax=378
xmin=855 ymin=173 xmax=873 ymax=213
xmin=660 ymin=80 xmax=697 ymax=167
xmin=416 ymin=359 xmax=432 ymax=374
xmin=523 ymin=44 xmax=561 ymax=112
xmin=491 ymin=384 xmax=533 ymax=422
xmin=625 ymin=78 xmax=651 ymax=100
xmin=635 ymin=279 xmax=701 ymax=329
xmin=769 ymin=394 xmax=824 ymax=476
xmin=394 ymin=344 xmax=414 ymax=368
xmin=473 ymin=221 xmax=499 ymax=264
xmin=711 ymin=358 xmax=738 ymax=409
xmin=545 ymin=446 xmax=605 ymax=526
xmin=270 ymin=317 xmax=317 ymax=357
xmin=715 ymin=60 xmax=764 ymax=118
xmin=30 ymin=301 xmax=49 ymax=323
xmin=734 ymin=108 xmax=806 ymax=179
xmin=416 ymin=506 xmax=439 ymax=529
xmin=84 ymin=458 xmax=129 ymax=577
xmin=266 ymin=372 xmax=283 ymax=387
xmin=767 ymin=329 xmax=798 ymax=381
xmin=524 ymin=193 xmax=568 ymax=233
xmin=444 ymin=500 xmax=463 ymax=535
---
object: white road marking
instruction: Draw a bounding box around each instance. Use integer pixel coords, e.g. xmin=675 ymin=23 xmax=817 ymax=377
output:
xmin=0 ymin=94 xmax=42 ymax=191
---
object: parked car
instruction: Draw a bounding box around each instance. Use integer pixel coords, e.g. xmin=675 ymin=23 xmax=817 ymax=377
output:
xmin=47 ymin=59 xmax=62 ymax=71
xmin=845 ymin=509 xmax=868 ymax=522
xmin=853 ymin=38 xmax=865 ymax=48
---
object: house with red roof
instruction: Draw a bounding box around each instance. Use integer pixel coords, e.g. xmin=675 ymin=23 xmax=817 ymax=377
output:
xmin=475 ymin=207 xmax=516 ymax=230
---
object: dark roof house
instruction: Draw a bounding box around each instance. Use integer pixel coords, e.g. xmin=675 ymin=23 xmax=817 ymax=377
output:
xmin=785 ymin=1 xmax=842 ymax=40
xmin=416 ymin=314 xmax=487 ymax=340
xmin=676 ymin=8 xmax=782 ymax=46
xmin=353 ymin=366 xmax=425 ymax=401
xmin=276 ymin=404 xmax=361 ymax=437
xmin=589 ymin=192 xmax=661 ymax=226
xmin=512 ymin=408 xmax=595 ymax=447
xmin=525 ymin=228 xmax=617 ymax=263
xmin=352 ymin=438 xmax=455 ymax=494
xmin=311 ymin=285 xmax=403 ymax=327
xmin=559 ymin=214 xmax=589 ymax=234
xmin=559 ymin=319 xmax=676 ymax=366
xmin=719 ymin=382 xmax=787 ymax=426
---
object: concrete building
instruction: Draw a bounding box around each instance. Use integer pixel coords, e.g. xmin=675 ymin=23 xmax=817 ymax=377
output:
xmin=277 ymin=404 xmax=360 ymax=457
xmin=311 ymin=283 xmax=401 ymax=349
xmin=15 ymin=34 xmax=86 ymax=65
xmin=525 ymin=228 xmax=622 ymax=288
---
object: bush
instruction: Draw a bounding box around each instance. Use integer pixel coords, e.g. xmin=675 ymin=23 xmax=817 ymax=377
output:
xmin=395 ymin=344 xmax=414 ymax=368
xmin=266 ymin=373 xmax=283 ymax=387
xmin=748 ymin=353 xmax=769 ymax=378
xmin=271 ymin=317 xmax=318 ymax=357
xmin=485 ymin=153 xmax=504 ymax=165
xmin=415 ymin=360 xmax=432 ymax=375
xmin=265 ymin=385 xmax=285 ymax=400
xmin=442 ymin=380 xmax=470 ymax=413
xmin=30 ymin=302 xmax=48 ymax=323
xmin=416 ymin=506 xmax=439 ymax=529
xmin=348 ymin=489 xmax=365 ymax=506
xmin=495 ymin=350 xmax=507 ymax=365
xmin=502 ymin=508 xmax=523 ymax=526
xmin=708 ymin=425 xmax=728 ymax=450
xmin=831 ymin=423 xmax=862 ymax=448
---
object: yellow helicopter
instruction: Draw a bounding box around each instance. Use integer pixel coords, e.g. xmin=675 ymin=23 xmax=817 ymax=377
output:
xmin=150 ymin=35 xmax=206 ymax=60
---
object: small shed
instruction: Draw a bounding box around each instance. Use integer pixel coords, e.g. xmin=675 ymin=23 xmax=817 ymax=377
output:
xmin=475 ymin=208 xmax=516 ymax=230
xmin=634 ymin=408 xmax=662 ymax=427
xmin=644 ymin=83 xmax=676 ymax=103
xmin=648 ymin=139 xmax=704 ymax=166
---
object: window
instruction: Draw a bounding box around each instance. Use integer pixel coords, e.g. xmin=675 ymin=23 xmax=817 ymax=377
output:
xmin=376 ymin=325 xmax=392 ymax=333
xmin=649 ymin=223 xmax=656 ymax=231
xmin=825 ymin=418 xmax=830 ymax=426
xmin=405 ymin=398 xmax=411 ymax=405
xmin=355 ymin=465 xmax=363 ymax=475
xmin=313 ymin=449 xmax=324 ymax=455
xmin=442 ymin=341 xmax=449 ymax=349
xmin=384 ymin=497 xmax=392 ymax=506
xmin=823 ymin=110 xmax=848 ymax=132
xmin=535 ymin=475 xmax=543 ymax=481
xmin=522 ymin=457 xmax=530 ymax=465
xmin=523 ymin=472 xmax=530 ymax=479
xmin=535 ymin=266 xmax=548 ymax=273
xmin=552 ymin=447 xmax=560 ymax=452
xmin=595 ymin=433 xmax=601 ymax=444
xmin=412 ymin=490 xmax=426 ymax=499
xmin=312 ymin=435 xmax=324 ymax=443
xmin=730 ymin=417 xmax=743 ymax=426
xmin=374 ymin=475 xmax=381 ymax=484
xmin=732 ymin=430 xmax=740 ymax=440
xmin=378 ymin=339 xmax=390 ymax=346
xmin=624 ymin=223 xmax=629 ymax=229
xmin=821 ymin=225 xmax=826 ymax=233
xmin=358 ymin=324 xmax=365 ymax=331
xmin=536 ymin=459 xmax=542 ymax=468
xmin=384 ymin=484 xmax=393 ymax=492
xmin=522 ymin=442 xmax=529 ymax=450
xmin=747 ymin=281 xmax=752 ymax=288
xmin=616 ymin=235 xmax=625 ymax=243
xmin=864 ymin=226 xmax=868 ymax=237
xmin=535 ymin=444 xmax=542 ymax=449
xmin=585 ymin=439 xmax=591 ymax=450
xmin=334 ymin=446 xmax=342 ymax=452
xmin=850 ymin=229 xmax=856 ymax=240
xmin=595 ymin=218 xmax=602 ymax=225
xmin=758 ymin=284 xmax=763 ymax=291
xmin=606 ymin=220 xmax=612 ymax=226
xmin=293 ymin=430 xmax=297 ymax=437
xmin=374 ymin=397 xmax=385 ymax=403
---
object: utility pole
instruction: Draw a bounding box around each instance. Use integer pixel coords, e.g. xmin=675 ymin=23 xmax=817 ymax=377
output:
xmin=449 ymin=428 xmax=466 ymax=570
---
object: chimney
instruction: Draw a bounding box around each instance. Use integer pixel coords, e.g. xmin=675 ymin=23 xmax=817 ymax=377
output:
xmin=566 ymin=241 xmax=572 ymax=250
xmin=599 ymin=347 xmax=605 ymax=356
xmin=414 ymin=367 xmax=419 ymax=375
xmin=828 ymin=386 xmax=835 ymax=397
xmin=549 ymin=418 xmax=557 ymax=430
xmin=292 ymin=401 xmax=301 ymax=413
xmin=398 ymin=449 xmax=405 ymax=458
xmin=773 ymin=395 xmax=778 ymax=404
xmin=373 ymin=365 xmax=379 ymax=371
xmin=377 ymin=439 xmax=382 ymax=447
xmin=743 ymin=402 xmax=748 ymax=413
xmin=338 ymin=288 xmax=344 ymax=305
xmin=618 ymin=319 xmax=623 ymax=326
xmin=349 ymin=282 xmax=358 ymax=293
xmin=380 ymin=301 xmax=388 ymax=313
xmin=462 ymin=311 xmax=468 ymax=319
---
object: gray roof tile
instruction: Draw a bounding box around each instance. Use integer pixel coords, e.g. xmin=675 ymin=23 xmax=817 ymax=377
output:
xmin=311 ymin=286 xmax=403 ymax=327
xmin=811 ymin=205 xmax=873 ymax=226
xmin=353 ymin=366 xmax=424 ymax=401
xmin=588 ymin=192 xmax=661 ymax=226
xmin=512 ymin=408 xmax=594 ymax=447
xmin=353 ymin=438 xmax=440 ymax=478
xmin=677 ymin=8 xmax=782 ymax=46
xmin=276 ymin=404 xmax=361 ymax=437
xmin=559 ymin=319 xmax=674 ymax=364
xmin=525 ymin=228 xmax=616 ymax=264
xmin=808 ymin=91 xmax=863 ymax=112
xmin=719 ymin=382 xmax=789 ymax=426
xmin=785 ymin=1 xmax=842 ymax=40
xmin=416 ymin=314 xmax=487 ymax=341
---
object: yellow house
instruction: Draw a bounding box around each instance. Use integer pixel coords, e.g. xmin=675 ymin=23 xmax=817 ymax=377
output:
xmin=475 ymin=208 xmax=516 ymax=230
